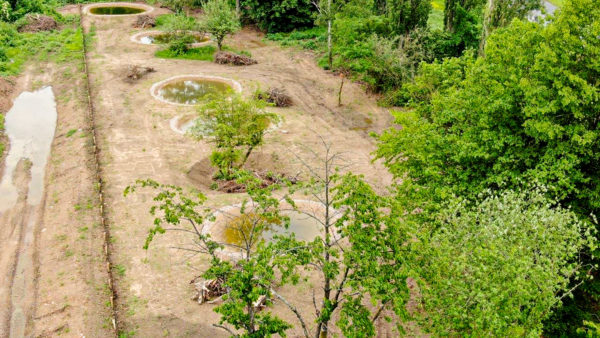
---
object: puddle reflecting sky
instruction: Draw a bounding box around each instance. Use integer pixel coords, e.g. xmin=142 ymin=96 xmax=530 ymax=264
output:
xmin=0 ymin=86 xmax=57 ymax=212
xmin=157 ymin=80 xmax=230 ymax=105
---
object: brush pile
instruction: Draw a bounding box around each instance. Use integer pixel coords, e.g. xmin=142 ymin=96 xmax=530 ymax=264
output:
xmin=256 ymin=88 xmax=293 ymax=107
xmin=214 ymin=51 xmax=257 ymax=66
xmin=132 ymin=15 xmax=156 ymax=28
xmin=18 ymin=14 xmax=58 ymax=33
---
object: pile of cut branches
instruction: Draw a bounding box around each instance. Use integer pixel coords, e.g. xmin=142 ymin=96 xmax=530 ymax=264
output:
xmin=214 ymin=51 xmax=257 ymax=66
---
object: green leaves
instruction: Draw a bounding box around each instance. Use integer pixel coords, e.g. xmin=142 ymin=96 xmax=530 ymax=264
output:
xmin=418 ymin=189 xmax=594 ymax=336
xmin=200 ymin=0 xmax=240 ymax=49
xmin=190 ymin=93 xmax=277 ymax=180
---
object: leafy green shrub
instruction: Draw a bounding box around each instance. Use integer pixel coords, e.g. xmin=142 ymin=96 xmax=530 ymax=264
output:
xmin=157 ymin=45 xmax=215 ymax=60
xmin=168 ymin=38 xmax=190 ymax=55
xmin=241 ymin=0 xmax=316 ymax=32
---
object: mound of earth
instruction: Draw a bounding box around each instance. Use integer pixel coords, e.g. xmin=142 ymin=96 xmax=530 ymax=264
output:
xmin=132 ymin=15 xmax=156 ymax=28
xmin=214 ymin=51 xmax=257 ymax=66
xmin=18 ymin=14 xmax=58 ymax=33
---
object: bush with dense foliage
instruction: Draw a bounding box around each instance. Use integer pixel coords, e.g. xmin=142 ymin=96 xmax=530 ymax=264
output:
xmin=376 ymin=0 xmax=600 ymax=334
xmin=419 ymin=189 xmax=595 ymax=336
xmin=240 ymin=0 xmax=316 ymax=32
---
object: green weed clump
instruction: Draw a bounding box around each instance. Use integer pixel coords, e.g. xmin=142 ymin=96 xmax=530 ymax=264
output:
xmin=155 ymin=45 xmax=251 ymax=61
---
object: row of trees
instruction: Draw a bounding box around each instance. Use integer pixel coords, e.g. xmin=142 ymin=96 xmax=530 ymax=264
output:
xmin=377 ymin=0 xmax=600 ymax=335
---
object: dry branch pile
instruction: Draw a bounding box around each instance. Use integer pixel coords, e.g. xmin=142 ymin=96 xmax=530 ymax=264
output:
xmin=257 ymin=88 xmax=293 ymax=107
xmin=132 ymin=15 xmax=156 ymax=28
xmin=190 ymin=276 xmax=268 ymax=310
xmin=124 ymin=65 xmax=155 ymax=82
xmin=18 ymin=14 xmax=58 ymax=33
xmin=191 ymin=277 xmax=228 ymax=304
xmin=217 ymin=171 xmax=297 ymax=193
xmin=214 ymin=51 xmax=257 ymax=66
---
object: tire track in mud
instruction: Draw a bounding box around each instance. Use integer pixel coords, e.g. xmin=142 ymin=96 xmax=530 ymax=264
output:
xmin=78 ymin=6 xmax=119 ymax=336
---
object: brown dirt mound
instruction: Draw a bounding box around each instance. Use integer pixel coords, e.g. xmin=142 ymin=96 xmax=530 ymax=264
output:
xmin=132 ymin=15 xmax=156 ymax=28
xmin=18 ymin=14 xmax=58 ymax=33
xmin=124 ymin=65 xmax=155 ymax=83
xmin=257 ymin=88 xmax=293 ymax=107
xmin=0 ymin=77 xmax=15 ymax=113
xmin=214 ymin=51 xmax=257 ymax=66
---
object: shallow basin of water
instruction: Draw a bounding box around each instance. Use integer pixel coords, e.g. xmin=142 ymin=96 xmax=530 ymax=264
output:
xmin=90 ymin=6 xmax=145 ymax=14
xmin=0 ymin=86 xmax=57 ymax=212
xmin=221 ymin=210 xmax=322 ymax=248
xmin=85 ymin=3 xmax=153 ymax=16
xmin=151 ymin=75 xmax=242 ymax=106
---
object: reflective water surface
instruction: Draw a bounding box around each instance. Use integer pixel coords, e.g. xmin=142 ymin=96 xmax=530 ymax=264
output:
xmin=90 ymin=6 xmax=145 ymax=15
xmin=157 ymin=79 xmax=231 ymax=105
xmin=0 ymin=86 xmax=57 ymax=212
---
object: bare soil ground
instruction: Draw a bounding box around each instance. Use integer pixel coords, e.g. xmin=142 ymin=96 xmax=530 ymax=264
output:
xmin=0 ymin=4 xmax=400 ymax=337
xmin=0 ymin=55 xmax=113 ymax=336
xmin=81 ymin=8 xmax=399 ymax=337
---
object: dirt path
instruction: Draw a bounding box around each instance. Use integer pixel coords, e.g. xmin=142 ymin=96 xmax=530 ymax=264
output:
xmin=79 ymin=7 xmax=396 ymax=337
xmin=0 ymin=39 xmax=113 ymax=338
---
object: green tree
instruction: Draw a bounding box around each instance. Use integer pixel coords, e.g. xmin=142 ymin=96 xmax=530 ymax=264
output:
xmin=190 ymin=93 xmax=276 ymax=180
xmin=240 ymin=0 xmax=316 ymax=33
xmin=418 ymin=189 xmax=595 ymax=336
xmin=479 ymin=0 xmax=540 ymax=53
xmin=376 ymin=0 xmax=600 ymax=333
xmin=201 ymin=0 xmax=240 ymax=50
xmin=124 ymin=175 xmax=310 ymax=337
xmin=444 ymin=0 xmax=483 ymax=33
xmin=278 ymin=141 xmax=412 ymax=338
xmin=383 ymin=0 xmax=431 ymax=35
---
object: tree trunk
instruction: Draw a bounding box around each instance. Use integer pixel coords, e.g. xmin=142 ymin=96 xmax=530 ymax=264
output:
xmin=479 ymin=0 xmax=494 ymax=56
xmin=236 ymin=0 xmax=240 ymax=16
xmin=444 ymin=0 xmax=456 ymax=32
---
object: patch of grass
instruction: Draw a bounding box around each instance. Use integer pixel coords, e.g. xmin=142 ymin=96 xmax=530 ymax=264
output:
xmin=428 ymin=0 xmax=445 ymax=31
xmin=66 ymin=129 xmax=77 ymax=137
xmin=114 ymin=264 xmax=126 ymax=277
xmin=547 ymin=0 xmax=563 ymax=6
xmin=1 ymin=15 xmax=84 ymax=77
xmin=155 ymin=45 xmax=251 ymax=61
xmin=266 ymin=27 xmax=326 ymax=50
xmin=156 ymin=45 xmax=216 ymax=61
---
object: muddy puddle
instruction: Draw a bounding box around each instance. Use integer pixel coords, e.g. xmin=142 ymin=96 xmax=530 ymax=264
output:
xmin=0 ymin=86 xmax=57 ymax=212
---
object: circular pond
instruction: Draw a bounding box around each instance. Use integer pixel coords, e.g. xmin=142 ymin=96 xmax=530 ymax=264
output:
xmin=204 ymin=200 xmax=328 ymax=258
xmin=131 ymin=31 xmax=212 ymax=47
xmin=170 ymin=112 xmax=281 ymax=135
xmin=150 ymin=75 xmax=242 ymax=106
xmin=85 ymin=3 xmax=153 ymax=16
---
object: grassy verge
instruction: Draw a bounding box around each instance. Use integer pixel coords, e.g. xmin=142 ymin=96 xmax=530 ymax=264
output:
xmin=0 ymin=14 xmax=84 ymax=158
xmin=1 ymin=15 xmax=82 ymax=77
xmin=155 ymin=45 xmax=251 ymax=61
xmin=547 ymin=0 xmax=563 ymax=6
xmin=428 ymin=0 xmax=445 ymax=31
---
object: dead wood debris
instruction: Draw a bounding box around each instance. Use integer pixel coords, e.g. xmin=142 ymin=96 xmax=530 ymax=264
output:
xmin=191 ymin=276 xmax=268 ymax=310
xmin=217 ymin=171 xmax=298 ymax=193
xmin=124 ymin=65 xmax=155 ymax=82
xmin=214 ymin=51 xmax=258 ymax=66
xmin=191 ymin=277 xmax=227 ymax=304
xmin=18 ymin=14 xmax=58 ymax=33
xmin=256 ymin=88 xmax=293 ymax=107
xmin=132 ymin=15 xmax=156 ymax=28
